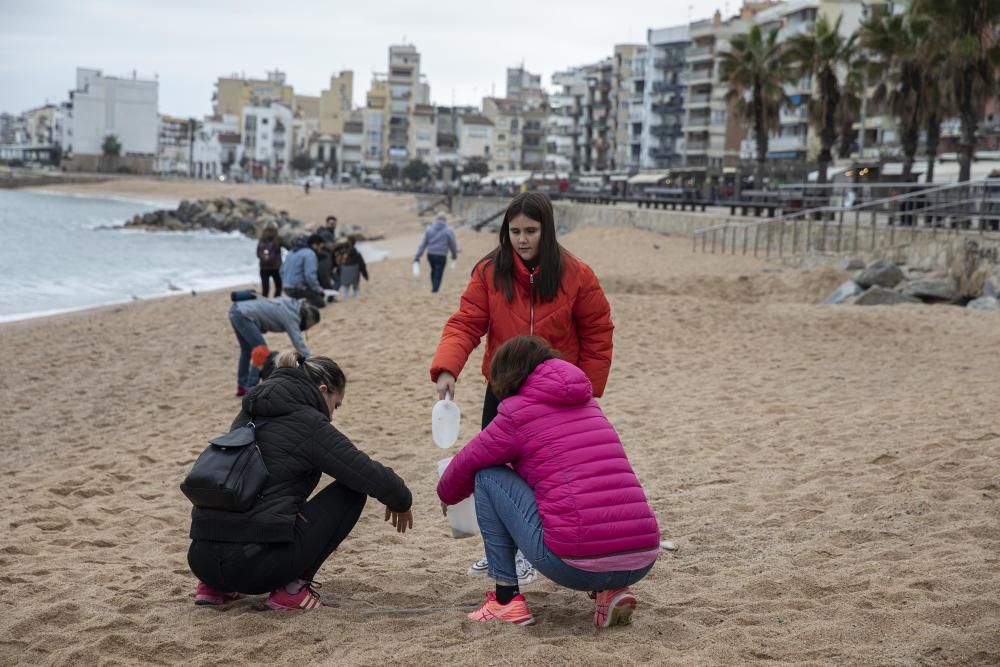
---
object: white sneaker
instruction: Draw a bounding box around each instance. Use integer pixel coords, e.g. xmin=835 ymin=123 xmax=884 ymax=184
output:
xmin=466 ymin=552 xmax=537 ymax=585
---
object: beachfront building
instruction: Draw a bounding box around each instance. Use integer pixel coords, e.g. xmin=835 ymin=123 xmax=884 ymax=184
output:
xmin=580 ymin=59 xmax=614 ymax=173
xmin=339 ymin=116 xmax=365 ymax=178
xmin=456 ymin=114 xmax=494 ymax=166
xmin=241 ymin=103 xmax=294 ymax=180
xmin=611 ymin=44 xmax=647 ymax=171
xmin=66 ymin=67 xmax=159 ymax=173
xmin=546 ymin=68 xmax=586 ymax=172
xmin=641 ymin=25 xmax=689 ymax=170
xmin=506 ymin=66 xmax=546 ymax=109
xmin=157 ymin=114 xmax=192 ymax=175
xmin=362 ymin=79 xmax=387 ymax=171
xmin=214 ymin=70 xmax=295 ymax=127
xmin=318 ymin=71 xmax=354 ymax=136
xmin=409 ymin=104 xmax=437 ymax=161
xmin=483 ymin=97 xmax=546 ymax=173
xmin=384 ymin=44 xmax=427 ymax=165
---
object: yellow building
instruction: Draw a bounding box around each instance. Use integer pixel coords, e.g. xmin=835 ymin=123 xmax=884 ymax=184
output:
xmin=294 ymin=95 xmax=320 ymax=120
xmin=214 ymin=70 xmax=295 ymax=124
xmin=318 ymin=71 xmax=354 ymax=136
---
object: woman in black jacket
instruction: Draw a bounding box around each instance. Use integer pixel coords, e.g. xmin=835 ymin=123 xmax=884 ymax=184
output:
xmin=187 ymin=352 xmax=414 ymax=611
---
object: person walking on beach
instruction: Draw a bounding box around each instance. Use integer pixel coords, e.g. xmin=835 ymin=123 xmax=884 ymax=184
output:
xmin=229 ymin=296 xmax=320 ymax=396
xmin=336 ymin=237 xmax=368 ymax=300
xmin=256 ymin=221 xmax=283 ymax=297
xmin=281 ymin=234 xmax=327 ymax=308
xmin=438 ymin=336 xmax=657 ymax=627
xmin=188 ymin=352 xmax=415 ymax=611
xmin=414 ymin=213 xmax=458 ymax=293
xmin=429 ymin=191 xmax=614 ymax=584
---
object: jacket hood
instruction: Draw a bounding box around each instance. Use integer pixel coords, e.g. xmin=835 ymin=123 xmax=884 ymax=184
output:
xmin=243 ymin=367 xmax=329 ymax=420
xmin=428 ymin=219 xmax=448 ymax=232
xmin=518 ymin=359 xmax=592 ymax=406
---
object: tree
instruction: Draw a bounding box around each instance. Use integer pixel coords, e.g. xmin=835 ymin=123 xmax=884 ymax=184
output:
xmin=187 ymin=118 xmax=199 ymax=176
xmin=102 ymin=134 xmax=121 ymax=157
xmin=381 ymin=162 xmax=400 ymax=184
xmin=291 ymin=153 xmax=315 ymax=173
xmin=787 ymin=15 xmax=858 ymax=184
xmin=464 ymin=156 xmax=490 ymax=177
xmin=913 ymin=0 xmax=1000 ymax=182
xmin=719 ymin=26 xmax=794 ymax=189
xmin=403 ymin=158 xmax=430 ymax=183
xmin=861 ymin=8 xmax=931 ymax=181
xmin=836 ymin=50 xmax=866 ymax=160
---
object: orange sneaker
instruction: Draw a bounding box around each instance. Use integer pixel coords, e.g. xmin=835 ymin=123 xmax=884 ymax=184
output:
xmin=467 ymin=591 xmax=535 ymax=626
xmin=592 ymin=588 xmax=637 ymax=627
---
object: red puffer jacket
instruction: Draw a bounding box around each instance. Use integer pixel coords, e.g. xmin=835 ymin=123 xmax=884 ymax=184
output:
xmin=430 ymin=251 xmax=614 ymax=396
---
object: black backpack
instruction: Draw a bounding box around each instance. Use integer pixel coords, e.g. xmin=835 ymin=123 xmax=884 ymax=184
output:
xmin=180 ymin=421 xmax=269 ymax=512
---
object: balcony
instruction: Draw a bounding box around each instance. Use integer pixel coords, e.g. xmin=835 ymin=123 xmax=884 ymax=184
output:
xmin=652 ymin=81 xmax=683 ymax=94
xmin=687 ymin=45 xmax=714 ymax=61
xmin=686 ymin=93 xmax=711 ymax=108
xmin=651 ymin=98 xmax=684 ymax=114
xmin=653 ymin=57 xmax=685 ymax=69
xmin=688 ymin=68 xmax=713 ymax=86
xmin=767 ymin=135 xmax=807 ymax=152
xmin=685 ymin=140 xmax=709 ymax=153
xmin=651 ymin=124 xmax=683 ymax=139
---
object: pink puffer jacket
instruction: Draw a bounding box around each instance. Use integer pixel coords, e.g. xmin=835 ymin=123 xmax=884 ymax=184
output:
xmin=437 ymin=359 xmax=660 ymax=558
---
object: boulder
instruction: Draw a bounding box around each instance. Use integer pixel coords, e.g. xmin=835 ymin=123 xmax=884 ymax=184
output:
xmin=900 ymin=279 xmax=958 ymax=303
xmin=237 ymin=218 xmax=256 ymax=236
xmin=983 ymin=278 xmax=998 ymax=299
xmin=856 ymin=259 xmax=905 ymax=289
xmin=854 ymin=286 xmax=922 ymax=306
xmin=823 ymin=280 xmax=863 ymax=305
xmin=967 ymin=296 xmax=1000 ymax=311
xmin=841 ymin=258 xmax=866 ymax=271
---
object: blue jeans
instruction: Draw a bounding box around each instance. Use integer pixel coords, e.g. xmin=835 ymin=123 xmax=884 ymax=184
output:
xmin=474 ymin=466 xmax=654 ymax=590
xmin=427 ymin=254 xmax=447 ymax=292
xmin=229 ymin=305 xmax=266 ymax=389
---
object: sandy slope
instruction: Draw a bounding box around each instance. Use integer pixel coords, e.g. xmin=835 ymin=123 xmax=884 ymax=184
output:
xmin=0 ymin=182 xmax=998 ymax=666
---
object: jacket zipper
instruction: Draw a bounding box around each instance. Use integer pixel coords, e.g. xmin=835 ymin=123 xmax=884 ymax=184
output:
xmin=529 ymin=271 xmax=535 ymax=335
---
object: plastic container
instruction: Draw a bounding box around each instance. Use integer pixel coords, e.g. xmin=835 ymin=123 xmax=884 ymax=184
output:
xmin=431 ymin=395 xmax=461 ymax=448
xmin=412 ymin=261 xmax=421 ymax=278
xmin=449 ymin=260 xmax=457 ymax=270
xmin=437 ymin=457 xmax=480 ymax=538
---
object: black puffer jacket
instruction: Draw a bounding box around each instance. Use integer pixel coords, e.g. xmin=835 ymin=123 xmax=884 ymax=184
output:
xmin=190 ymin=367 xmax=412 ymax=543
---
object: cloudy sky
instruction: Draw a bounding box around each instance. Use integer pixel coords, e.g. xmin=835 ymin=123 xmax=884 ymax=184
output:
xmin=1 ymin=0 xmax=727 ymax=118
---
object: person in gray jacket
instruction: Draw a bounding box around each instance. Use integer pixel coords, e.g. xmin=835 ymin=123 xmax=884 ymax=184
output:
xmin=414 ymin=214 xmax=458 ymax=293
xmin=229 ymin=296 xmax=321 ymax=396
xmin=281 ymin=234 xmax=327 ymax=308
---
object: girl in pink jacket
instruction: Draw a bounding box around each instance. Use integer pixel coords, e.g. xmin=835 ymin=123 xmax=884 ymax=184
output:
xmin=437 ymin=336 xmax=660 ymax=627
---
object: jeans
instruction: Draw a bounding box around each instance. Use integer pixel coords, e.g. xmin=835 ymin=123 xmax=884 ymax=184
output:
xmin=339 ymin=264 xmax=361 ymax=299
xmin=260 ymin=269 xmax=282 ymax=297
xmin=427 ymin=254 xmax=447 ymax=292
xmin=188 ymin=482 xmax=367 ymax=594
xmin=474 ymin=466 xmax=654 ymax=591
xmin=229 ymin=305 xmax=267 ymax=389
xmin=284 ymin=286 xmax=326 ymax=308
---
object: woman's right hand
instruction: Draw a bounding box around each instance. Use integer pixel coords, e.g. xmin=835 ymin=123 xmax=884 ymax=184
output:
xmin=436 ymin=372 xmax=456 ymax=400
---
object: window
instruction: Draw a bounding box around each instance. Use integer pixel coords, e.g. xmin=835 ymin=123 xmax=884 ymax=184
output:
xmin=262 ymin=118 xmax=269 ymax=125
xmin=510 ymin=119 xmax=519 ymax=130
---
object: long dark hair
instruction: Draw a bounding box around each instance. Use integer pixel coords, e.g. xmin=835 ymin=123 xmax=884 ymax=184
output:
xmin=477 ymin=192 xmax=563 ymax=302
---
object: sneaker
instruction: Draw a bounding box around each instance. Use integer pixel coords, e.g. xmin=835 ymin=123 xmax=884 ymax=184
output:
xmin=235 ymin=386 xmax=247 ymax=397
xmin=265 ymin=582 xmax=324 ymax=611
xmin=194 ymin=581 xmax=246 ymax=606
xmin=467 ymin=553 xmax=538 ymax=586
xmin=591 ymin=588 xmax=637 ymax=628
xmin=467 ymin=591 xmax=535 ymax=626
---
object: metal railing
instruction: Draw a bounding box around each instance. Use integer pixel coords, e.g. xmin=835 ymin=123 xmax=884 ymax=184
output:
xmin=693 ymin=179 xmax=1000 ymax=257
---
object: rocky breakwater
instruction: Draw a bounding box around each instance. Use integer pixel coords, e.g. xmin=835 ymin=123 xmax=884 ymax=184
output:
xmin=122 ymin=197 xmax=307 ymax=241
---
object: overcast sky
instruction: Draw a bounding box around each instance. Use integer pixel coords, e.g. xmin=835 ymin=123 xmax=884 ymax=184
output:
xmin=1 ymin=0 xmax=729 ymax=118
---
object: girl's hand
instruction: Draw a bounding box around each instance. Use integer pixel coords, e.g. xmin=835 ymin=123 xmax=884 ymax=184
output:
xmin=384 ymin=507 xmax=414 ymax=533
xmin=436 ymin=372 xmax=456 ymax=400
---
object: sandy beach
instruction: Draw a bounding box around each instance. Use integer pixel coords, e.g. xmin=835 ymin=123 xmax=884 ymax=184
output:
xmin=1 ymin=179 xmax=998 ymax=666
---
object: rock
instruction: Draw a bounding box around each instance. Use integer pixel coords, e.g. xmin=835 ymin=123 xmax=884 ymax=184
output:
xmin=900 ymin=279 xmax=958 ymax=303
xmin=967 ymin=296 xmax=1000 ymax=311
xmin=856 ymin=259 xmax=905 ymax=289
xmin=237 ymin=218 xmax=256 ymax=236
xmin=823 ymin=280 xmax=863 ymax=305
xmin=841 ymin=258 xmax=865 ymax=271
xmin=983 ymin=278 xmax=998 ymax=299
xmin=854 ymin=286 xmax=922 ymax=306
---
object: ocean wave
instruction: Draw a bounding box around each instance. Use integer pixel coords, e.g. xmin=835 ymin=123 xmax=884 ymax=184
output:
xmin=29 ymin=189 xmax=179 ymax=209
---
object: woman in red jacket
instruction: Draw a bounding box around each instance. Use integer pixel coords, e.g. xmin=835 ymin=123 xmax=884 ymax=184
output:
xmin=430 ymin=191 xmax=614 ymax=582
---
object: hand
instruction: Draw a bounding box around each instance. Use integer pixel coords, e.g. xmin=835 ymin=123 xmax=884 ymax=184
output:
xmin=441 ymin=501 xmax=448 ymax=517
xmin=384 ymin=507 xmax=414 ymax=533
xmin=436 ymin=372 xmax=456 ymax=400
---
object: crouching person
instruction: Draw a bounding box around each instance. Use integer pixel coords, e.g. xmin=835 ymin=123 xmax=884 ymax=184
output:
xmin=437 ymin=336 xmax=660 ymax=627
xmin=188 ymin=352 xmax=415 ymax=610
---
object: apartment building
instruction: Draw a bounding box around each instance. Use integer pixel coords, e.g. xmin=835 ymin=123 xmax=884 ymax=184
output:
xmin=641 ymin=25 xmax=689 ymax=169
xmin=385 ymin=45 xmax=425 ymax=164
xmin=242 ymin=103 xmax=294 ymax=179
xmin=214 ymin=70 xmax=295 ymax=126
xmin=484 ymin=97 xmax=546 ymax=173
xmin=546 ymin=68 xmax=585 ymax=172
xmin=318 ymin=71 xmax=354 ymax=136
xmin=456 ymin=114 xmax=494 ymax=164
xmin=611 ymin=44 xmax=647 ymax=171
xmin=506 ymin=66 xmax=546 ymax=108
xmin=339 ymin=116 xmax=364 ymax=177
xmin=157 ymin=114 xmax=191 ymax=174
xmin=409 ymin=104 xmax=437 ymax=161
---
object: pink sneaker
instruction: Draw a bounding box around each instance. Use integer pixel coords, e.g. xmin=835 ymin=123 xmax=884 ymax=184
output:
xmin=236 ymin=386 xmax=247 ymax=397
xmin=194 ymin=581 xmax=246 ymax=606
xmin=467 ymin=591 xmax=535 ymax=626
xmin=266 ymin=583 xmax=324 ymax=611
xmin=592 ymin=587 xmax=637 ymax=627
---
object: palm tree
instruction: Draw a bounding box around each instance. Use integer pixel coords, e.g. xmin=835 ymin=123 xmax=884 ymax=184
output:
xmin=913 ymin=0 xmax=1000 ymax=182
xmin=836 ymin=50 xmax=866 ymax=160
xmin=860 ymin=8 xmax=930 ymax=181
xmin=921 ymin=35 xmax=956 ymax=183
xmin=719 ymin=25 xmax=794 ymax=190
xmin=787 ymin=15 xmax=858 ymax=185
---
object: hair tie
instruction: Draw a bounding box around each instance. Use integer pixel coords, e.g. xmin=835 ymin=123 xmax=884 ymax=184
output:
xmin=297 ymin=354 xmax=306 ymax=366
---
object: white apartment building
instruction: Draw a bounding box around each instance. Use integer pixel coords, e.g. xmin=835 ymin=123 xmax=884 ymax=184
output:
xmin=409 ymin=104 xmax=437 ymax=161
xmin=157 ymin=114 xmax=191 ymax=175
xmin=242 ymin=103 xmax=294 ymax=178
xmin=546 ymin=68 xmax=585 ymax=172
xmin=612 ymin=44 xmax=647 ymax=171
xmin=457 ymin=114 xmax=494 ymax=164
xmin=68 ymin=67 xmax=158 ymax=170
xmin=385 ymin=44 xmax=425 ymax=164
xmin=641 ymin=25 xmax=690 ymax=170
xmin=507 ymin=66 xmax=546 ymax=108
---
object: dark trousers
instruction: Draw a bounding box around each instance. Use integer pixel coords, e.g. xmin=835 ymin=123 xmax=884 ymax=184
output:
xmin=284 ymin=286 xmax=326 ymax=308
xmin=187 ymin=482 xmax=367 ymax=594
xmin=427 ymin=254 xmax=447 ymax=293
xmin=260 ymin=269 xmax=282 ymax=298
xmin=482 ymin=384 xmax=500 ymax=429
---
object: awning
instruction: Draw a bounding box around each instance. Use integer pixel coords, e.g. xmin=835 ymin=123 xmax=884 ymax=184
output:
xmin=577 ymin=175 xmax=603 ymax=185
xmin=627 ymin=172 xmax=669 ymax=185
xmin=609 ymin=173 xmax=630 ymax=182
